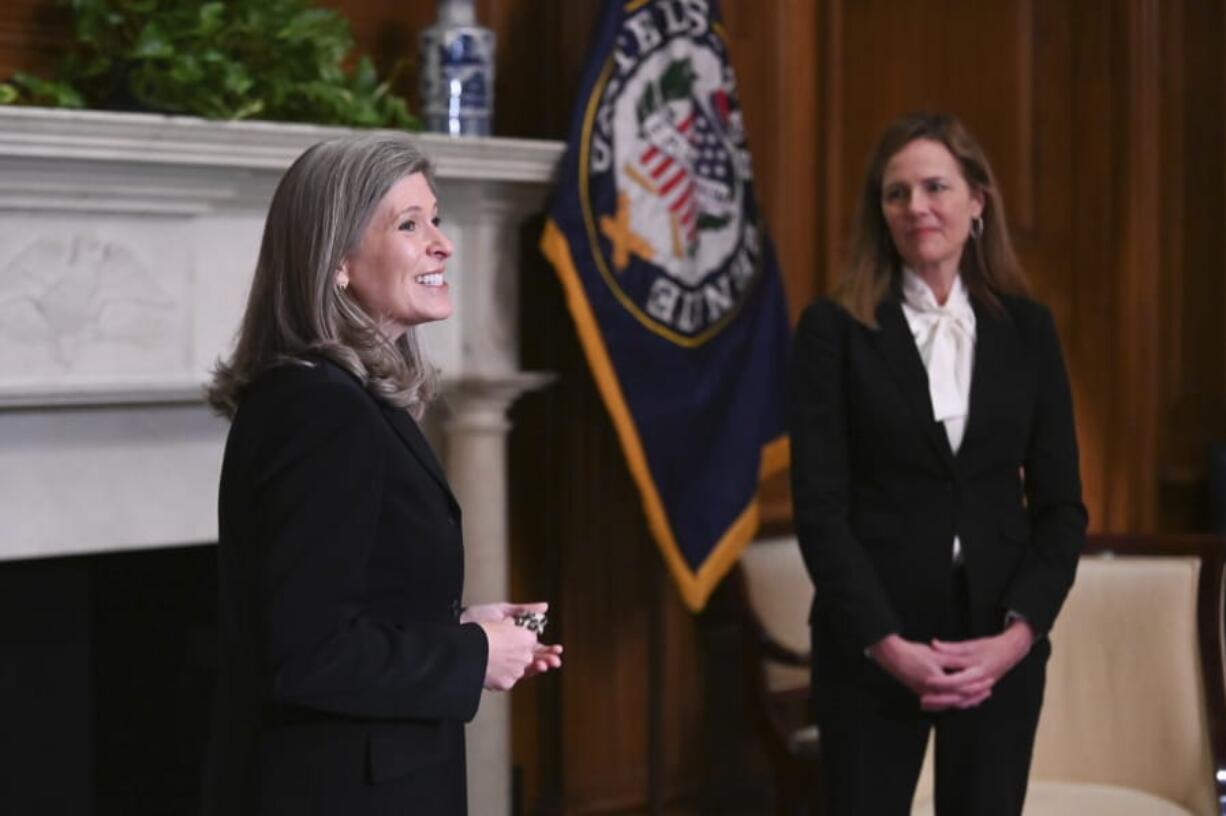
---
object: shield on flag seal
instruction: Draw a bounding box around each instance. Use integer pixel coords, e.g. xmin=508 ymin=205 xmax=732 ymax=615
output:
xmin=579 ymin=12 xmax=766 ymax=347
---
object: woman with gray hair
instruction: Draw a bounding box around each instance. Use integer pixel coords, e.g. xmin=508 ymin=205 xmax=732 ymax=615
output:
xmin=201 ymin=132 xmax=562 ymax=815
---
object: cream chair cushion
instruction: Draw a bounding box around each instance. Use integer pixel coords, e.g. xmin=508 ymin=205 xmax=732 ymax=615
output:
xmin=913 ymin=780 xmax=1196 ymax=815
xmin=739 ymin=536 xmax=813 ymax=692
xmin=911 ymin=554 xmax=1217 ymax=815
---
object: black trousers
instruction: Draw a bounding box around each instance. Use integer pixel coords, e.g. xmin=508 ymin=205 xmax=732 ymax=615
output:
xmin=812 ymin=567 xmax=1049 ymax=816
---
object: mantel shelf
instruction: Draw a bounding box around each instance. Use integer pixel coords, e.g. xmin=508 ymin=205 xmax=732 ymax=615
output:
xmin=0 ymin=106 xmax=565 ymax=179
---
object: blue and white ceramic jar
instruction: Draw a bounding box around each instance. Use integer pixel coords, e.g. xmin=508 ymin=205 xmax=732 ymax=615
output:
xmin=419 ymin=0 xmax=495 ymax=136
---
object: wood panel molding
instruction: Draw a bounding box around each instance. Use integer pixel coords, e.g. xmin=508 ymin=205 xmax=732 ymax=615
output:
xmin=1011 ymin=0 xmax=1038 ymax=235
xmin=1103 ymin=0 xmax=1163 ymax=531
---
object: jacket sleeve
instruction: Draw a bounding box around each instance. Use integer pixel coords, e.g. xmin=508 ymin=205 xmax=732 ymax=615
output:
xmin=252 ymin=373 xmax=488 ymax=722
xmin=789 ymin=300 xmax=901 ymax=652
xmin=1001 ymin=305 xmax=1088 ymax=635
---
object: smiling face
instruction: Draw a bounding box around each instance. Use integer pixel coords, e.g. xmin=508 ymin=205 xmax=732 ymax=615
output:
xmin=880 ymin=138 xmax=984 ymax=280
xmin=338 ymin=172 xmax=453 ymax=338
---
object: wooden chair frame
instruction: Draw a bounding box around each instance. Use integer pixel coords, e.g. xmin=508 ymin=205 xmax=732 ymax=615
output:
xmin=730 ymin=563 xmax=819 ymax=816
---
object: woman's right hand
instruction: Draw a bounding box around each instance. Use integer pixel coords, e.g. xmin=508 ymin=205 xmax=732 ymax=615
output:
xmin=867 ymin=634 xmax=993 ymax=710
xmin=478 ymin=620 xmax=546 ymax=691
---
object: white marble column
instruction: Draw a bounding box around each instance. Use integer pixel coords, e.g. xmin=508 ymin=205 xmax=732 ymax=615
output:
xmin=444 ymin=373 xmax=551 ymax=816
xmin=436 ymin=177 xmax=560 ymax=816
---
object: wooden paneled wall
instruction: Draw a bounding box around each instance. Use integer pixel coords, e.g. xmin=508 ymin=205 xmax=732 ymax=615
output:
xmin=5 ymin=1 xmax=1225 ymax=813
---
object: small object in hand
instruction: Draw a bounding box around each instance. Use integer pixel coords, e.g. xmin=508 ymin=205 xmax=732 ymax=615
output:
xmin=513 ymin=611 xmax=547 ymax=635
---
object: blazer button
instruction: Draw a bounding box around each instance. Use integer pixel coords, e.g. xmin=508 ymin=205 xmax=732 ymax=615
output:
xmin=448 ymin=514 xmax=459 ymax=528
xmin=451 ymin=599 xmax=462 ymax=621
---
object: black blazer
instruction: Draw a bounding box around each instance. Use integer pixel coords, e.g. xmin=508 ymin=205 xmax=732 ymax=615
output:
xmin=202 ymin=356 xmax=488 ymax=815
xmin=789 ymin=293 xmax=1087 ymax=661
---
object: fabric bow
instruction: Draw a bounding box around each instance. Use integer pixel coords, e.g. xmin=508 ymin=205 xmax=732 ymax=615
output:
xmin=900 ymin=270 xmax=976 ymax=424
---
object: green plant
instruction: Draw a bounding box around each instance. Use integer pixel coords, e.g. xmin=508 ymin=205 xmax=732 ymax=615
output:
xmin=1 ymin=0 xmax=418 ymax=128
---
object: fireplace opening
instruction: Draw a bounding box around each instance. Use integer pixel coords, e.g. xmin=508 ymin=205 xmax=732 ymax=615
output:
xmin=0 ymin=544 xmax=217 ymax=815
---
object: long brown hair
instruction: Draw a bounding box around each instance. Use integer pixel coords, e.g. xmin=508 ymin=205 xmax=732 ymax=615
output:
xmin=207 ymin=133 xmax=439 ymax=419
xmin=835 ymin=112 xmax=1030 ymax=327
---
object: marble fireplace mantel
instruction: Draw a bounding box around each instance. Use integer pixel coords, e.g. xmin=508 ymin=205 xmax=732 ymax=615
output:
xmin=0 ymin=106 xmax=564 ymax=408
xmin=0 ymin=106 xmax=564 ymax=816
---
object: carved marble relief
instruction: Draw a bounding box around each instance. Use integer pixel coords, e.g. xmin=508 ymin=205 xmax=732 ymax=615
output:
xmin=0 ymin=222 xmax=191 ymax=387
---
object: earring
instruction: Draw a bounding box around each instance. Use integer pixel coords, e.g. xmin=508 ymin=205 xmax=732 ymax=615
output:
xmin=970 ymin=216 xmax=984 ymax=239
xmin=336 ymin=274 xmax=349 ymax=292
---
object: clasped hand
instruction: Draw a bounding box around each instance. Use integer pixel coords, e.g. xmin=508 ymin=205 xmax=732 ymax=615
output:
xmin=462 ymin=602 xmax=564 ymax=691
xmin=867 ymin=620 xmax=1034 ymax=711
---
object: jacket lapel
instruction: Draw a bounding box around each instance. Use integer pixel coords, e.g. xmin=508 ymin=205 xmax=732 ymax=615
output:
xmin=381 ymin=405 xmax=460 ymax=510
xmin=872 ymin=299 xmax=956 ymax=468
xmin=957 ymin=297 xmax=1017 ymax=464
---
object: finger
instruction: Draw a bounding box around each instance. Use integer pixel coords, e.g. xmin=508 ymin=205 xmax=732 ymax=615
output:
xmin=513 ymin=626 xmax=540 ymax=644
xmin=920 ymin=693 xmax=962 ymax=711
xmin=950 ymin=676 xmax=995 ymax=699
xmin=930 ymin=638 xmax=983 ymax=655
xmin=922 ymin=668 xmax=986 ymax=695
xmin=478 ymin=604 xmax=514 ymax=623
xmin=923 ymin=666 xmax=981 ymax=688
xmin=956 ymin=689 xmax=993 ymax=709
xmin=511 ymin=601 xmax=549 ymax=614
xmin=931 ymin=650 xmax=979 ymax=672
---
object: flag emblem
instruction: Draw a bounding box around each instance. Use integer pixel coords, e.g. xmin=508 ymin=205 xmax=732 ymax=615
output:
xmin=583 ymin=14 xmax=763 ymax=345
xmin=541 ymin=0 xmax=791 ymax=611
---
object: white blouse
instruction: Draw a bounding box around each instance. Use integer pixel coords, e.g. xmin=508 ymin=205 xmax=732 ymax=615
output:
xmin=900 ymin=269 xmax=976 ymax=562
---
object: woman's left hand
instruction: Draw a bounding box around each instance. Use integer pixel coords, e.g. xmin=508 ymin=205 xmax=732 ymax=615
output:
xmin=462 ymin=601 xmax=563 ymax=677
xmin=460 ymin=601 xmax=548 ymax=625
xmin=924 ymin=619 xmax=1035 ymax=710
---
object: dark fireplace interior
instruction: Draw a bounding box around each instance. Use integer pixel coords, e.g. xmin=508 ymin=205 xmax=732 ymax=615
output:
xmin=0 ymin=544 xmax=217 ymax=815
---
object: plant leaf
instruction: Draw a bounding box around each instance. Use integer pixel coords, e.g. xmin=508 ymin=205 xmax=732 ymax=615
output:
xmin=13 ymin=0 xmax=420 ymax=129
xmin=133 ymin=22 xmax=172 ymax=58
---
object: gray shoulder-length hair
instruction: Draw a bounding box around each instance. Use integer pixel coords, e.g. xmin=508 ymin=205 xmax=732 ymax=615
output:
xmin=208 ymin=132 xmax=441 ymax=419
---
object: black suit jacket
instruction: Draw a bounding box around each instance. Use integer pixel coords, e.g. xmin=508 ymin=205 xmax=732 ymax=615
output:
xmin=789 ymin=293 xmax=1087 ymax=662
xmin=202 ymin=356 xmax=488 ymax=815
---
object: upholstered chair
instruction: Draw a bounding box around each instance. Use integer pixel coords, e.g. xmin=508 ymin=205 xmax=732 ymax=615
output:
xmin=912 ymin=534 xmax=1226 ymax=816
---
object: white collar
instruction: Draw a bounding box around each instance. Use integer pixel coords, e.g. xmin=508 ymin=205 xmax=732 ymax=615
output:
xmin=901 ymin=268 xmax=972 ymax=316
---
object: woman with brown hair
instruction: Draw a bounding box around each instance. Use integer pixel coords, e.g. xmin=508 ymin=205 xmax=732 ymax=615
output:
xmin=789 ymin=112 xmax=1086 ymax=814
xmin=201 ymin=133 xmax=562 ymax=815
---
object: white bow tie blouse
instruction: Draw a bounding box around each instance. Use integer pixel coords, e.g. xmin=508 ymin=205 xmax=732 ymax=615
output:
xmin=900 ymin=269 xmax=977 ymax=562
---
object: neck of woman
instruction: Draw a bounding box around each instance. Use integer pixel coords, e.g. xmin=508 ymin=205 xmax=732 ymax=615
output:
xmin=910 ymin=262 xmax=960 ymax=305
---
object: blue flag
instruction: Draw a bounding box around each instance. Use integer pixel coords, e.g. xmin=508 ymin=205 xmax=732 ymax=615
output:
xmin=540 ymin=0 xmax=790 ymax=611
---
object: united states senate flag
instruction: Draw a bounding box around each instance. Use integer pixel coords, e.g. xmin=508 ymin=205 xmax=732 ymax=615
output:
xmin=540 ymin=0 xmax=791 ymax=611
